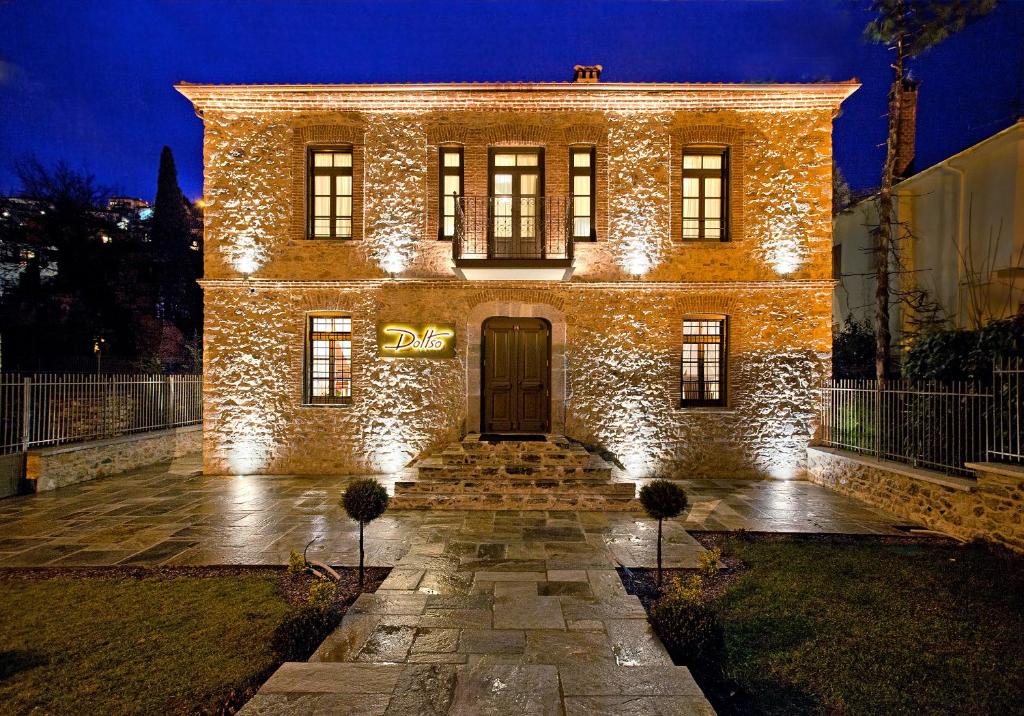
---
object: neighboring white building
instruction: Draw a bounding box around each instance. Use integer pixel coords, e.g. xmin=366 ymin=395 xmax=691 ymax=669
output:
xmin=834 ymin=118 xmax=1024 ymax=346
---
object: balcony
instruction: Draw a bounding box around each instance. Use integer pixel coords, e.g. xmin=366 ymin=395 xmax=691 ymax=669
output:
xmin=452 ymin=195 xmax=575 ymax=281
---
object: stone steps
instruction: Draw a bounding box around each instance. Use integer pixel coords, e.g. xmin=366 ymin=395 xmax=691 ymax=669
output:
xmin=417 ymin=458 xmax=612 ymax=481
xmin=389 ymin=492 xmax=640 ymax=511
xmin=439 ymin=451 xmax=592 ymax=467
xmin=395 ymin=478 xmax=635 ymax=496
xmin=391 ymin=433 xmax=640 ymax=511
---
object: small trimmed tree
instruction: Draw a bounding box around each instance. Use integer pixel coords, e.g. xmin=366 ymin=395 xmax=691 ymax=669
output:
xmin=341 ymin=478 xmax=389 ymax=588
xmin=639 ymin=480 xmax=688 ymax=588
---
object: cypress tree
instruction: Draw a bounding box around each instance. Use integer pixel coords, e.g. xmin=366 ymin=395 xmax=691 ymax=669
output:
xmin=150 ymin=146 xmax=200 ymax=345
xmin=152 ymin=146 xmax=190 ymax=256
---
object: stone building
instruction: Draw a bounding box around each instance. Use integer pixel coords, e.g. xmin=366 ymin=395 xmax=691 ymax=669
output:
xmin=176 ymin=68 xmax=857 ymax=484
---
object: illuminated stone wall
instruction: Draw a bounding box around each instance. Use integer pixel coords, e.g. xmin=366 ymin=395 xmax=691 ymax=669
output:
xmin=185 ymin=82 xmax=851 ymax=478
xmin=808 ymin=448 xmax=1024 ymax=553
xmin=202 ymin=282 xmax=830 ymax=478
xmin=197 ymin=103 xmax=838 ymax=284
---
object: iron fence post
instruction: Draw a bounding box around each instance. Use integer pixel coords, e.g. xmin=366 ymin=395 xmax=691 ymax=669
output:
xmin=873 ymin=383 xmax=881 ymax=459
xmin=167 ymin=375 xmax=175 ymax=427
xmin=21 ymin=376 xmax=31 ymax=452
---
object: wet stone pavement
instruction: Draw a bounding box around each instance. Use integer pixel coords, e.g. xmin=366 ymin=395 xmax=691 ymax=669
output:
xmin=0 ymin=454 xmax=908 ymax=569
xmin=241 ymin=510 xmax=715 ymax=715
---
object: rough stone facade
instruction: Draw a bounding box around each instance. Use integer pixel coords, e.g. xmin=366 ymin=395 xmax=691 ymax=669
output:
xmin=26 ymin=425 xmax=201 ymax=492
xmin=178 ymin=80 xmax=856 ymax=478
xmin=808 ymin=447 xmax=1024 ymax=553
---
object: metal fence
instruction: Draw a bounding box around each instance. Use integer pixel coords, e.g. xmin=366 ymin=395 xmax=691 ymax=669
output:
xmin=0 ymin=374 xmax=201 ymax=456
xmin=991 ymin=356 xmax=1023 ymax=465
xmin=819 ymin=358 xmax=1023 ymax=477
xmin=453 ymin=195 xmax=574 ymax=262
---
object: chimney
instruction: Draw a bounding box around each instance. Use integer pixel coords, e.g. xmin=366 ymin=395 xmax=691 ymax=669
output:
xmin=573 ymin=65 xmax=602 ymax=83
xmin=895 ymin=79 xmax=919 ymax=178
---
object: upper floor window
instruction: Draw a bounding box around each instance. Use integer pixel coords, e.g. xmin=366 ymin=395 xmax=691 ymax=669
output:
xmin=570 ymin=147 xmax=595 ymax=241
xmin=308 ymin=147 xmax=353 ymax=239
xmin=681 ymin=317 xmax=727 ymax=407
xmin=306 ymin=315 xmax=352 ymax=404
xmin=489 ymin=149 xmax=543 ymax=248
xmin=439 ymin=147 xmax=463 ymax=240
xmin=682 ymin=148 xmax=728 ymax=241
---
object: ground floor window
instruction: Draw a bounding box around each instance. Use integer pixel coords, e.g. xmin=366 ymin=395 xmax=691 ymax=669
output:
xmin=681 ymin=317 xmax=727 ymax=406
xmin=306 ymin=315 xmax=352 ymax=404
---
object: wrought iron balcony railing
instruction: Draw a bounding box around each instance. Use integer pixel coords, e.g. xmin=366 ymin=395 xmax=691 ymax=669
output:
xmin=452 ymin=195 xmax=574 ymax=265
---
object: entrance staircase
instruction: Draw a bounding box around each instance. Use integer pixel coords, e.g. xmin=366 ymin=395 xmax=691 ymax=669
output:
xmin=390 ymin=434 xmax=640 ymax=511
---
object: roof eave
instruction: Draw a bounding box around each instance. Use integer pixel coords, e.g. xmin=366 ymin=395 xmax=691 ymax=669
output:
xmin=175 ymin=79 xmax=860 ymax=112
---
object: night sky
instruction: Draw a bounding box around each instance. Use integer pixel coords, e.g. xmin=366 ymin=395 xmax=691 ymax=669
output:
xmin=1 ymin=0 xmax=1022 ymax=200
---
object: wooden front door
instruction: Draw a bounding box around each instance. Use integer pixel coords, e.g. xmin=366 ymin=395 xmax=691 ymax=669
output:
xmin=482 ymin=317 xmax=551 ymax=433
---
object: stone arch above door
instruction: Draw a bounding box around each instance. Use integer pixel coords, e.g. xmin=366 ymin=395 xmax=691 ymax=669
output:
xmin=465 ymin=300 xmax=567 ymax=434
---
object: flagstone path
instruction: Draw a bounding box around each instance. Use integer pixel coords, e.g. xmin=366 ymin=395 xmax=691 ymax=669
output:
xmin=240 ymin=510 xmax=715 ymax=715
xmin=0 ymin=454 xmax=911 ymax=569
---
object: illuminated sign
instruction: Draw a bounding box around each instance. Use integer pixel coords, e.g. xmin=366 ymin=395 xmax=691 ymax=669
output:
xmin=377 ymin=323 xmax=456 ymax=358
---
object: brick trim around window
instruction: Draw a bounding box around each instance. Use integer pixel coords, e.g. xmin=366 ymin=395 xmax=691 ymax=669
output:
xmin=290 ymin=123 xmax=365 ymax=241
xmin=424 ymin=119 xmax=608 ymax=243
xmin=680 ymin=315 xmax=729 ymax=407
xmin=670 ymin=125 xmax=747 ymax=243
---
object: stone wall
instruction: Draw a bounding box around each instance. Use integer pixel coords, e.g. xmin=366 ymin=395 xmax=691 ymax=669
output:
xmin=807 ymin=446 xmax=1024 ymax=553
xmin=183 ymin=83 xmax=851 ymax=479
xmin=0 ymin=453 xmax=24 ymax=498
xmin=198 ymin=105 xmax=836 ymax=284
xmin=203 ymin=282 xmax=830 ymax=478
xmin=26 ymin=425 xmax=201 ymax=492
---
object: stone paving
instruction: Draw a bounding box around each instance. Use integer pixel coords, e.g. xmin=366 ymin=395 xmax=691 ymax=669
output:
xmin=240 ymin=509 xmax=715 ymax=715
xmin=0 ymin=454 xmax=912 ymax=569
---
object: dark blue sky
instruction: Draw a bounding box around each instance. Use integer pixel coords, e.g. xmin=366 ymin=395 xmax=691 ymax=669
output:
xmin=1 ymin=0 xmax=1022 ymax=200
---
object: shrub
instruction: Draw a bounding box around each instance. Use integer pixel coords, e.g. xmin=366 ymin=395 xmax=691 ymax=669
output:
xmin=669 ymin=573 xmax=705 ymax=604
xmin=270 ymin=605 xmax=340 ymax=662
xmin=698 ymin=548 xmax=722 ymax=577
xmin=650 ymin=592 xmax=724 ymax=668
xmin=903 ymin=315 xmax=1024 ymax=382
xmin=287 ymin=550 xmax=306 ymax=575
xmin=341 ymin=478 xmax=389 ymax=588
xmin=307 ymin=579 xmax=337 ymax=610
xmin=639 ymin=480 xmax=688 ymax=587
xmin=833 ymin=317 xmax=876 ymax=379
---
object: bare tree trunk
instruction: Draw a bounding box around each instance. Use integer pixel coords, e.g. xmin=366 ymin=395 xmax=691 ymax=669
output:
xmin=359 ymin=521 xmax=365 ymax=589
xmin=875 ymin=38 xmax=904 ymax=385
xmin=657 ymin=517 xmax=663 ymax=588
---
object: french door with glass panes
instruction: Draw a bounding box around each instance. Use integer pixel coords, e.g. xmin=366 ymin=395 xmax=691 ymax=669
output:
xmin=489 ymin=149 xmax=543 ymax=259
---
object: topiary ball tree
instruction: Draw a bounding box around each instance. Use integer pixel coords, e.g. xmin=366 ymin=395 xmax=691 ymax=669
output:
xmin=639 ymin=479 xmax=688 ymax=588
xmin=341 ymin=478 xmax=389 ymax=588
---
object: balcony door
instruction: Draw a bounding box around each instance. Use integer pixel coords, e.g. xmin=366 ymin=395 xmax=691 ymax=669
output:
xmin=482 ymin=317 xmax=551 ymax=433
xmin=489 ymin=149 xmax=543 ymax=259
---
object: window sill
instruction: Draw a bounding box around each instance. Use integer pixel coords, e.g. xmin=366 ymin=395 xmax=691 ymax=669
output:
xmin=301 ymin=401 xmax=353 ymax=408
xmin=676 ymin=405 xmax=735 ymax=414
xmin=299 ymin=237 xmax=360 ymax=243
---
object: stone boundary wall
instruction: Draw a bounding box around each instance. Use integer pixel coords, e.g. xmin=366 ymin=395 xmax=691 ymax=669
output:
xmin=807 ymin=446 xmax=1024 ymax=553
xmin=25 ymin=425 xmax=201 ymax=493
xmin=0 ymin=453 xmax=24 ymax=499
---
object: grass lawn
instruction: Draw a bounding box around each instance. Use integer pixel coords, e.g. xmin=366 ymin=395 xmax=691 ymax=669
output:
xmin=631 ymin=535 xmax=1024 ymax=716
xmin=0 ymin=566 xmax=386 ymax=715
